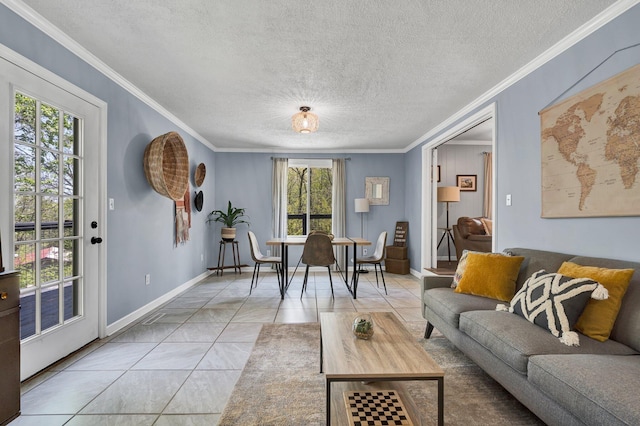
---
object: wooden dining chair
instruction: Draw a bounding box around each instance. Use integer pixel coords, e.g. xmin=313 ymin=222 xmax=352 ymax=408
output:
xmin=247 ymin=231 xmax=281 ymax=295
xmin=354 ymin=231 xmax=388 ymax=294
xmin=300 ymin=233 xmax=336 ymax=298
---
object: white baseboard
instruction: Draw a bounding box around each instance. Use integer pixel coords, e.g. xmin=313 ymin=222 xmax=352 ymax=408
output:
xmin=105 ymin=270 xmax=214 ymax=336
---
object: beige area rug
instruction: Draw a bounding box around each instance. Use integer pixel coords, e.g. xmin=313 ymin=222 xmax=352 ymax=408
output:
xmin=218 ymin=322 xmax=544 ymax=425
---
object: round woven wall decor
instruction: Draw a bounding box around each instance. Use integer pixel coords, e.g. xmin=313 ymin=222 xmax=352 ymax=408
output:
xmin=195 ymin=163 xmax=206 ymax=187
xmin=143 ymin=131 xmax=189 ymax=201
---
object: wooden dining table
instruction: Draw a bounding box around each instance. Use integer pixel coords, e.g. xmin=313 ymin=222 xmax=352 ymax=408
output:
xmin=266 ymin=236 xmax=371 ymax=299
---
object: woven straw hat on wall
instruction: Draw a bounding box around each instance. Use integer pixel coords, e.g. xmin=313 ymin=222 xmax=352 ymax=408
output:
xmin=143 ymin=131 xmax=189 ymax=201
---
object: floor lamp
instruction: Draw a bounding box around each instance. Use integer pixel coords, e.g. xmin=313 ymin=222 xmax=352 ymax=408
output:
xmin=354 ymin=198 xmax=369 ymax=273
xmin=437 ymin=186 xmax=460 ymax=263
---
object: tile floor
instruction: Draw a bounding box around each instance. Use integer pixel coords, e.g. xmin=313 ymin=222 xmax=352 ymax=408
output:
xmin=11 ymin=269 xmax=425 ymax=426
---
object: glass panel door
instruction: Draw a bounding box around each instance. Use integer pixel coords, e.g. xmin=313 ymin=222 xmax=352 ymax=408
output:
xmin=14 ymin=93 xmax=82 ymax=340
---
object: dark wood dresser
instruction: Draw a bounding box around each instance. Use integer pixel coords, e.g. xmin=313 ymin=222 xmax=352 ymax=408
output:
xmin=0 ymin=271 xmax=20 ymax=425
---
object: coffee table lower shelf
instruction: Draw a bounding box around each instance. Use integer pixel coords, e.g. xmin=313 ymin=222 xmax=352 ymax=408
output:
xmin=327 ymin=377 xmax=443 ymax=425
xmin=329 ymin=380 xmax=431 ymax=425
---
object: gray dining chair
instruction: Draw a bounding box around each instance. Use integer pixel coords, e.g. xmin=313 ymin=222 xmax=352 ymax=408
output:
xmin=354 ymin=231 xmax=388 ymax=294
xmin=247 ymin=231 xmax=281 ymax=295
xmin=300 ymin=233 xmax=336 ymax=298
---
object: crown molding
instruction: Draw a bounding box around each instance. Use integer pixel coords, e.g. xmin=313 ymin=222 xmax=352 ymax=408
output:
xmin=1 ymin=0 xmax=216 ymax=151
xmin=404 ymin=0 xmax=640 ymax=153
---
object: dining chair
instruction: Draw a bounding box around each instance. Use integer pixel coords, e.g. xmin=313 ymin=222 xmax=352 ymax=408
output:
xmin=354 ymin=231 xmax=388 ymax=294
xmin=300 ymin=232 xmax=336 ymax=298
xmin=247 ymin=231 xmax=282 ymax=295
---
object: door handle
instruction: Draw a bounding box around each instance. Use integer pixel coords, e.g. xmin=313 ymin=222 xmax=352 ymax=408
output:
xmin=91 ymin=237 xmax=103 ymax=245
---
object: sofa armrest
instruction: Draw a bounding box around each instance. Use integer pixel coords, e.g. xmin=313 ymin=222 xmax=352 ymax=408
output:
xmin=421 ymin=275 xmax=454 ymax=293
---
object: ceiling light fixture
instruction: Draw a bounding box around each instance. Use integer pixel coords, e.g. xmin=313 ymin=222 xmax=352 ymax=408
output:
xmin=292 ymin=106 xmax=319 ymax=134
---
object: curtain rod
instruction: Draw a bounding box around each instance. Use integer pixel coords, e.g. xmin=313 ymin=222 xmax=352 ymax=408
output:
xmin=270 ymin=156 xmax=351 ymax=160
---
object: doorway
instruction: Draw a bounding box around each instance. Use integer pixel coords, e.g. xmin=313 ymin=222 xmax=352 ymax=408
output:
xmin=421 ymin=104 xmax=496 ymax=271
xmin=0 ymin=51 xmax=107 ymax=380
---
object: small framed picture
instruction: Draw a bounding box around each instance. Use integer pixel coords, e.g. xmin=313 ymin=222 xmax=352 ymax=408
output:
xmin=457 ymin=174 xmax=477 ymax=191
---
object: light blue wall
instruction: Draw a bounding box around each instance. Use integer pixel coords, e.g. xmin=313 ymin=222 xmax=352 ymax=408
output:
xmin=0 ymin=5 xmax=216 ymax=324
xmin=213 ymin=153 xmax=406 ymax=266
xmin=406 ymin=4 xmax=640 ymax=264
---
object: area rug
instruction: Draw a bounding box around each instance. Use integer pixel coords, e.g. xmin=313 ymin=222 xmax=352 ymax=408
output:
xmin=218 ymin=322 xmax=544 ymax=425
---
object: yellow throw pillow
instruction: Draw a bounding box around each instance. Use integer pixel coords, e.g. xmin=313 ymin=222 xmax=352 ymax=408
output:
xmin=454 ymin=252 xmax=524 ymax=301
xmin=557 ymin=261 xmax=635 ymax=342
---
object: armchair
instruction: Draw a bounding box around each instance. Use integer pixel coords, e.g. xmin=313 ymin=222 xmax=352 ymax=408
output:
xmin=452 ymin=217 xmax=492 ymax=260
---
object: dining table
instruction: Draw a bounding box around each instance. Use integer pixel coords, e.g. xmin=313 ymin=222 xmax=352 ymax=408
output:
xmin=265 ymin=236 xmax=371 ymax=299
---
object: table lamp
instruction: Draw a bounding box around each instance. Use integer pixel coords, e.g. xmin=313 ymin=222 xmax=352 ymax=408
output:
xmin=437 ymin=186 xmax=460 ymax=262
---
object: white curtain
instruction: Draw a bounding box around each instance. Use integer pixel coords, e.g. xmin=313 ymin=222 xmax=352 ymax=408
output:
xmin=483 ymin=152 xmax=493 ymax=219
xmin=271 ymin=158 xmax=288 ymax=259
xmin=332 ymin=158 xmax=346 ymax=270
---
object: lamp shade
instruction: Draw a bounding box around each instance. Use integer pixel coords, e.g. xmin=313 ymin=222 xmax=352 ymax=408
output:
xmin=292 ymin=106 xmax=319 ymax=134
xmin=437 ymin=186 xmax=460 ymax=203
xmin=354 ymin=198 xmax=370 ymax=213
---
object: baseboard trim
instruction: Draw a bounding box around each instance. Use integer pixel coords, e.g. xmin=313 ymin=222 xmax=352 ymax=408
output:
xmin=105 ymin=270 xmax=213 ymax=336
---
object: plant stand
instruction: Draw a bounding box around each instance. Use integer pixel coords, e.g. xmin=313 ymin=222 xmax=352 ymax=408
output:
xmin=214 ymin=240 xmax=242 ymax=275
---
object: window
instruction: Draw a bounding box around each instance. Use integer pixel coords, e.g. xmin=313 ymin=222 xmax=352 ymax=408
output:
xmin=287 ymin=159 xmax=332 ymax=236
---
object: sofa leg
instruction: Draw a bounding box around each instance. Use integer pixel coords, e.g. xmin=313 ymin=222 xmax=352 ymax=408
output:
xmin=424 ymin=322 xmax=434 ymax=339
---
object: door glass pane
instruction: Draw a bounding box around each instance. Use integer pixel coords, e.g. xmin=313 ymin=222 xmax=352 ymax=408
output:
xmin=14 ymin=144 xmax=36 ymax=192
xmin=14 ymin=243 xmax=36 ymax=289
xmin=41 ymin=283 xmax=60 ymax=332
xmin=64 ymin=279 xmax=80 ymax=319
xmin=63 ymin=239 xmax=77 ymax=279
xmin=15 ymin=195 xmax=36 ymax=241
xmin=40 ymin=150 xmax=59 ymax=194
xmin=41 ymin=196 xmax=59 ymax=239
xmin=62 ymin=155 xmax=76 ymax=195
xmin=63 ymin=197 xmax=78 ymax=237
xmin=62 ymin=113 xmax=74 ymax=154
xmin=14 ymin=93 xmax=36 ymax=145
xmin=40 ymin=241 xmax=60 ymax=284
xmin=40 ymin=103 xmax=59 ymax=150
xmin=20 ymin=289 xmax=36 ymax=339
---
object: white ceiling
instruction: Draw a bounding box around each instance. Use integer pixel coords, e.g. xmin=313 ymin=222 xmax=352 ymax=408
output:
xmin=17 ymin=0 xmax=621 ymax=152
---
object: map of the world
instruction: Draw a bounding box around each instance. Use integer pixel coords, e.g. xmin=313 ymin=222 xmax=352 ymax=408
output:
xmin=540 ymin=64 xmax=640 ymax=218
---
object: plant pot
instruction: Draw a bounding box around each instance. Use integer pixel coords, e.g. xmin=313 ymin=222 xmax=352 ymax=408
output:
xmin=221 ymin=227 xmax=236 ymax=241
xmin=352 ymin=314 xmax=374 ymax=339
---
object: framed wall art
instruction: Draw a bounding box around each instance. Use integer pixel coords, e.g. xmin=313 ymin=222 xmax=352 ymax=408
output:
xmin=365 ymin=177 xmax=389 ymax=205
xmin=457 ymin=175 xmax=477 ymax=192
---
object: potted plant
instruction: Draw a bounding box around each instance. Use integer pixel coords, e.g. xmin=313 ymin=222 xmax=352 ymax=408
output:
xmin=208 ymin=201 xmax=250 ymax=241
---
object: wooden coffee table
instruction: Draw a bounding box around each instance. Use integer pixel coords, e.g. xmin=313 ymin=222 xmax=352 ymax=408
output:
xmin=320 ymin=312 xmax=444 ymax=425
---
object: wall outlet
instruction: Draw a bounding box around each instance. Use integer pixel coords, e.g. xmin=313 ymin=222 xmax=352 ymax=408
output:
xmin=506 ymin=194 xmax=512 ymax=206
xmin=200 ymin=253 xmax=204 ymax=262
xmin=109 ymin=198 xmax=115 ymax=210
xmin=145 ymin=274 xmax=151 ymax=285
xmin=363 ymin=248 xmax=368 ymax=255
xmin=266 ymin=249 xmax=271 ymax=256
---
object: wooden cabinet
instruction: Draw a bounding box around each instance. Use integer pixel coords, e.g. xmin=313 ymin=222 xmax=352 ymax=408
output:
xmin=0 ymin=271 xmax=20 ymax=426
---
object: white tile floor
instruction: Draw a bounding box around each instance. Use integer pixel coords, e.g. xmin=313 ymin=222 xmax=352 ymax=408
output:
xmin=11 ymin=269 xmax=425 ymax=426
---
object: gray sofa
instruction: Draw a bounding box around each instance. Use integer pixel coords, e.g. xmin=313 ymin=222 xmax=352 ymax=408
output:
xmin=421 ymin=248 xmax=640 ymax=425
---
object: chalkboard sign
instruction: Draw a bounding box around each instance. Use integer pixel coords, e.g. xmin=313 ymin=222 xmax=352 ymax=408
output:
xmin=393 ymin=221 xmax=408 ymax=247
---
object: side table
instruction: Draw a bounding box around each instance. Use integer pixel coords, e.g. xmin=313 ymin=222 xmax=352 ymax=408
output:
xmin=216 ymin=240 xmax=241 ymax=275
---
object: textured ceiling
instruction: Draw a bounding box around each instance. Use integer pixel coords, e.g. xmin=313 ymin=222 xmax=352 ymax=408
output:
xmin=19 ymin=0 xmax=618 ymax=152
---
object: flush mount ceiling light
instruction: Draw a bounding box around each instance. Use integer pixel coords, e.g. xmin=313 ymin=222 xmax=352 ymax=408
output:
xmin=291 ymin=106 xmax=319 ymax=134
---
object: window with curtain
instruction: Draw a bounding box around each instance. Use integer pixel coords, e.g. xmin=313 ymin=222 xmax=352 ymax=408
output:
xmin=287 ymin=159 xmax=333 ymax=236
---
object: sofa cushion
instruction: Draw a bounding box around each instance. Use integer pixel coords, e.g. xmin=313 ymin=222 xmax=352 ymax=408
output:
xmin=454 ymin=253 xmax=524 ymax=302
xmin=459 ymin=310 xmax=637 ymax=375
xmin=558 ymin=261 xmax=634 ymax=342
xmin=529 ymin=354 xmax=640 ymax=426
xmin=503 ymin=270 xmax=608 ymax=346
xmin=424 ymin=287 xmax=500 ymax=328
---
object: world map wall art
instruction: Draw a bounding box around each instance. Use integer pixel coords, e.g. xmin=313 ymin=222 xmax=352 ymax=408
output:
xmin=540 ymin=63 xmax=640 ymax=218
